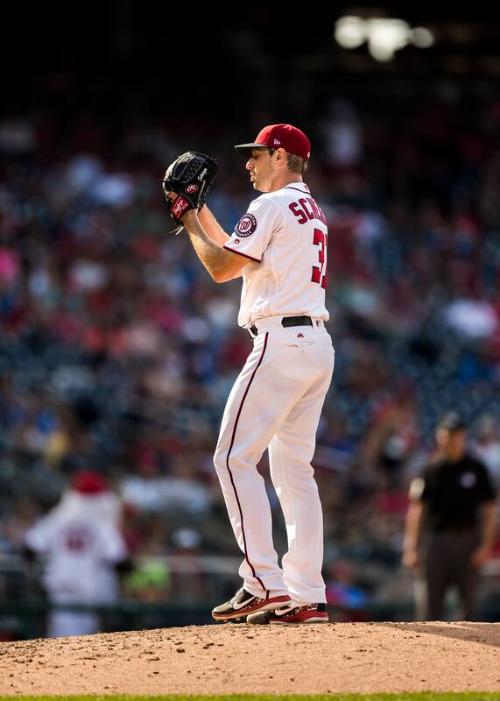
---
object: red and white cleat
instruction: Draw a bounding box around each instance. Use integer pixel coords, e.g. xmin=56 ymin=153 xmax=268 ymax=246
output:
xmin=247 ymin=602 xmax=329 ymax=624
xmin=212 ymin=587 xmax=291 ymax=622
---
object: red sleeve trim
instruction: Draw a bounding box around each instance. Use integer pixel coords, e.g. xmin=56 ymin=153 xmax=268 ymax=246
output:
xmin=223 ymin=245 xmax=261 ymax=263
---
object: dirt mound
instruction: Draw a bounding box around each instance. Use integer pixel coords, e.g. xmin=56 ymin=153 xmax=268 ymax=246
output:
xmin=0 ymin=622 xmax=498 ymax=695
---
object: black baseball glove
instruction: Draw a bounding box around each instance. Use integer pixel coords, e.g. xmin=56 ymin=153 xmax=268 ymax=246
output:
xmin=162 ymin=151 xmax=217 ymax=233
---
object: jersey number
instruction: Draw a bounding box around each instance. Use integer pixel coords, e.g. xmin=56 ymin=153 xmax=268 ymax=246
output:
xmin=311 ymin=228 xmax=328 ymax=289
xmin=64 ymin=529 xmax=90 ymax=552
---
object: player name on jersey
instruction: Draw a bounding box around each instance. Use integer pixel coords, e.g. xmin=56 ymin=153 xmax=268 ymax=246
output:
xmin=289 ymin=196 xmax=327 ymax=225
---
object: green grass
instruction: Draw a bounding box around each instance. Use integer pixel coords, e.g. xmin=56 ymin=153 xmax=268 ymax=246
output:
xmin=2 ymin=694 xmax=499 ymax=701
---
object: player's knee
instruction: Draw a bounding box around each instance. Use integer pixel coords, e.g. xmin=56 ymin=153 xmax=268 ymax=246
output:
xmin=213 ymin=442 xmax=251 ymax=475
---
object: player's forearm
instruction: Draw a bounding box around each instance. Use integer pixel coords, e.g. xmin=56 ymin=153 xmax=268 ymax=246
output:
xmin=198 ymin=206 xmax=231 ymax=247
xmin=403 ymin=502 xmax=424 ymax=550
xmin=183 ymin=214 xmax=233 ymax=282
xmin=479 ymin=502 xmax=497 ymax=550
xmin=187 ymin=230 xmax=227 ymax=281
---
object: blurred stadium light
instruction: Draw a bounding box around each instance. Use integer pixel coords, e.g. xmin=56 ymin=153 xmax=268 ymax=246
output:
xmin=334 ymin=15 xmax=435 ymax=61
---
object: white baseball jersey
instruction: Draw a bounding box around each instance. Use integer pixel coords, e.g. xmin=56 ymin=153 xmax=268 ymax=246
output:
xmin=25 ymin=490 xmax=127 ymax=604
xmin=223 ymin=183 xmax=329 ymax=327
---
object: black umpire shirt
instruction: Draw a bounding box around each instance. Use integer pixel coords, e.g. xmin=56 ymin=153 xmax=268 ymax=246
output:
xmin=411 ymin=453 xmax=496 ymax=531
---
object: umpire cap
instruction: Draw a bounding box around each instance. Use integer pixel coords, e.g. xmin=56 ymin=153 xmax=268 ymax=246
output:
xmin=235 ymin=123 xmax=311 ymax=160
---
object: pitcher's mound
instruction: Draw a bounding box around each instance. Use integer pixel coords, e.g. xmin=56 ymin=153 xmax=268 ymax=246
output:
xmin=0 ymin=622 xmax=499 ymax=695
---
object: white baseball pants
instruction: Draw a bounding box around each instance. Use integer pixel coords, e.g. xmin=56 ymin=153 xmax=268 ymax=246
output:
xmin=213 ymin=317 xmax=334 ymax=604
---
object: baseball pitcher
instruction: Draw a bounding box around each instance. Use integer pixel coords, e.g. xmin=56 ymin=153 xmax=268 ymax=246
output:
xmin=163 ymin=124 xmax=334 ymax=624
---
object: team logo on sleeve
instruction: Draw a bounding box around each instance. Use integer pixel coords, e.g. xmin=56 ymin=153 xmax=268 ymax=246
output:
xmin=235 ymin=213 xmax=257 ymax=237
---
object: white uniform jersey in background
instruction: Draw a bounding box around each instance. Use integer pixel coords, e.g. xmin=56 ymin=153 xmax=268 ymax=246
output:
xmin=25 ymin=490 xmax=127 ymax=604
xmin=223 ymin=182 xmax=329 ymax=327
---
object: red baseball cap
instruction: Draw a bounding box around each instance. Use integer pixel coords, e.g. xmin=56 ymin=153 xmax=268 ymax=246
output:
xmin=72 ymin=470 xmax=108 ymax=495
xmin=235 ymin=123 xmax=311 ymax=160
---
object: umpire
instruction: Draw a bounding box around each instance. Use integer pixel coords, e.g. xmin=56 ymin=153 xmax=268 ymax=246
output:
xmin=403 ymin=412 xmax=497 ymax=620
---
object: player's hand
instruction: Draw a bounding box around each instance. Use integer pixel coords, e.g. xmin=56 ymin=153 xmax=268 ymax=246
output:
xmin=470 ymin=545 xmax=491 ymax=568
xmin=165 ymin=192 xmax=198 ymax=221
xmin=402 ymin=547 xmax=420 ymax=570
xmin=163 ymin=191 xmax=185 ymax=234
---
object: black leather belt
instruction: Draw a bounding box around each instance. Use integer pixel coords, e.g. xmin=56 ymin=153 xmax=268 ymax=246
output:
xmin=249 ymin=316 xmax=313 ymax=336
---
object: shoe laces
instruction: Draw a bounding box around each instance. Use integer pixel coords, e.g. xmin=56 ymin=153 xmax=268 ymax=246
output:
xmin=231 ymin=587 xmax=251 ymax=604
xmin=277 ymin=602 xmax=318 ymax=615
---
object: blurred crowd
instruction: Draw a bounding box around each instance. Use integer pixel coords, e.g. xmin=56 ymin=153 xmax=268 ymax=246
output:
xmin=1 ymin=80 xmax=500 ymax=628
